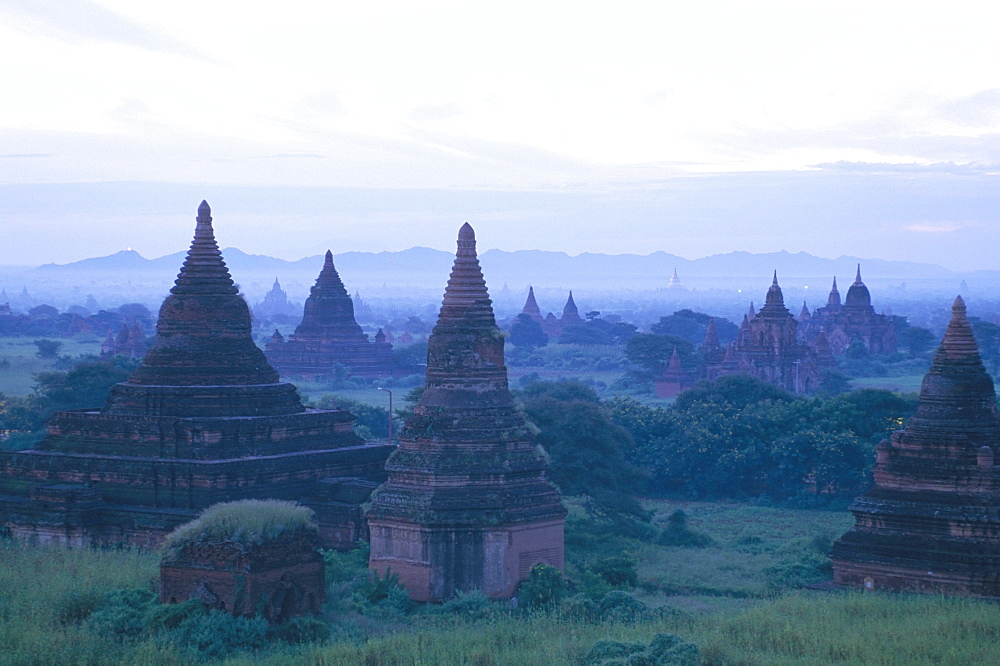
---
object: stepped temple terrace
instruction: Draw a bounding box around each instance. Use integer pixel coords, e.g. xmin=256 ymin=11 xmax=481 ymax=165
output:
xmin=366 ymin=223 xmax=566 ymax=602
xmin=831 ymin=296 xmax=1000 ymax=596
xmin=264 ymin=250 xmax=396 ymax=379
xmin=0 ymin=202 xmax=392 ymax=548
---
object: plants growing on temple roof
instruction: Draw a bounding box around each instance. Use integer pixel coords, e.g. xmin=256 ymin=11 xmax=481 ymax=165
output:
xmin=162 ymin=500 xmax=318 ymax=558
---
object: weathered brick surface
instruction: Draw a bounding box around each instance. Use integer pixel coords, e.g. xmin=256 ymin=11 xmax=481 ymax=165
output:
xmin=0 ymin=202 xmax=390 ymax=548
xmin=160 ymin=530 xmax=325 ymax=619
xmin=831 ymin=296 xmax=1000 ymax=596
xmin=367 ymin=224 xmax=566 ymax=602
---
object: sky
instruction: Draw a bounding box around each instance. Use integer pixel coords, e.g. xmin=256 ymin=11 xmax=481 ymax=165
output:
xmin=2 ymin=1 xmax=1000 ymax=271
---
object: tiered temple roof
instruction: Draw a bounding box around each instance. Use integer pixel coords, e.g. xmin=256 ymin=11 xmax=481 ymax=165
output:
xmin=0 ymin=202 xmax=392 ymax=547
xmin=802 ymin=266 xmax=896 ymax=355
xmin=264 ymin=250 xmax=396 ymax=379
xmin=367 ymin=223 xmax=566 ymax=601
xmin=831 ymin=296 xmax=1000 ymax=596
xmin=521 ymin=285 xmax=545 ymax=325
xmin=706 ymin=272 xmax=833 ymax=393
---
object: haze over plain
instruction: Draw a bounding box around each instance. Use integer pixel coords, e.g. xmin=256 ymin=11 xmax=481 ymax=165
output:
xmin=2 ymin=1 xmax=999 ymax=271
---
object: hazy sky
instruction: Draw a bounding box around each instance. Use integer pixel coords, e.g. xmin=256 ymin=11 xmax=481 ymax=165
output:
xmin=3 ymin=1 xmax=1000 ymax=270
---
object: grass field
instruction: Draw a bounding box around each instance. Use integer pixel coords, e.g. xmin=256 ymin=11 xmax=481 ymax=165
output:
xmin=0 ymin=336 xmax=103 ymax=395
xmin=849 ymin=375 xmax=924 ymax=393
xmin=3 ymin=501 xmax=998 ymax=664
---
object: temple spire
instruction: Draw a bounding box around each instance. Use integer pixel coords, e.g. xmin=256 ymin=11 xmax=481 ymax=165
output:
xmin=437 ymin=223 xmax=494 ymax=327
xmin=701 ymin=317 xmax=720 ymax=351
xmin=828 ymin=277 xmax=841 ymax=307
xmin=170 ymin=200 xmax=238 ymax=296
xmin=764 ymin=271 xmax=785 ymax=308
xmin=521 ymin=285 xmax=543 ymax=324
xmin=854 ymin=264 xmax=863 ymax=285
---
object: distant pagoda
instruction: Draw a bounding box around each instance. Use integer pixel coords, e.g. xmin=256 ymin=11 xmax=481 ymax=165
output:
xmin=367 ymin=223 xmax=566 ymax=602
xmin=705 ymin=272 xmax=832 ymax=394
xmin=265 ymin=251 xmax=396 ymax=379
xmin=0 ymin=202 xmax=392 ymax=547
xmin=252 ymin=277 xmax=299 ymax=322
xmin=521 ymin=285 xmax=545 ymax=325
xmin=831 ymin=296 xmax=1000 ymax=596
xmin=801 ymin=267 xmax=896 ymax=355
xmin=666 ymin=268 xmax=685 ymax=290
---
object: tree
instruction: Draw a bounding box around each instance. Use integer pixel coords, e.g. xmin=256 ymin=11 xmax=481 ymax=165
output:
xmin=559 ymin=316 xmax=637 ymax=345
xmin=117 ymin=303 xmax=154 ymax=328
xmin=519 ymin=381 xmax=648 ymax=521
xmin=891 ymin=315 xmax=936 ymax=358
xmin=28 ymin=304 xmax=59 ymax=319
xmin=673 ymin=375 xmax=795 ymax=411
xmin=34 ymin=356 xmax=138 ymax=412
xmin=509 ymin=314 xmax=548 ymax=349
xmin=651 ymin=309 xmax=738 ymax=344
xmin=625 ymin=334 xmax=694 ymax=373
xmin=33 ymin=339 xmax=62 ymax=359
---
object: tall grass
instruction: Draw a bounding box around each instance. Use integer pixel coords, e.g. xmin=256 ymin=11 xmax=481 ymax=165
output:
xmin=0 ymin=539 xmax=165 ymax=664
xmin=2 ymin=502 xmax=1000 ymax=664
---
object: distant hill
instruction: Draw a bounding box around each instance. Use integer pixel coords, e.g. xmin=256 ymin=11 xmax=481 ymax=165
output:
xmin=31 ymin=245 xmax=967 ymax=291
xmin=12 ymin=245 xmax=998 ymax=321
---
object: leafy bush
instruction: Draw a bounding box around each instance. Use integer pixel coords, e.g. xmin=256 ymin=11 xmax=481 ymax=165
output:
xmin=440 ymin=588 xmax=497 ymax=621
xmin=162 ymin=500 xmax=317 ymax=559
xmin=656 ymin=510 xmax=714 ymax=547
xmin=85 ymin=588 xmax=157 ymax=639
xmin=589 ymin=551 xmax=638 ymax=589
xmin=266 ymin=616 xmax=331 ymax=644
xmin=764 ymin=536 xmax=835 ymax=590
xmin=518 ymin=564 xmax=568 ymax=610
xmin=166 ymin=609 xmax=269 ymax=660
xmin=583 ymin=632 xmax=699 ymax=665
xmin=323 ymin=542 xmax=370 ymax=584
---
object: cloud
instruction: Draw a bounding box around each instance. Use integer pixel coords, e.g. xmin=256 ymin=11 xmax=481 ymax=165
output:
xmin=904 ymin=222 xmax=966 ymax=234
xmin=410 ymin=103 xmax=463 ymax=122
xmin=0 ymin=0 xmax=212 ymax=60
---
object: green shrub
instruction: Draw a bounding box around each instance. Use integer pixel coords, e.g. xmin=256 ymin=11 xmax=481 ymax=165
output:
xmin=583 ymin=632 xmax=699 ymax=665
xmin=166 ymin=609 xmax=269 ymax=660
xmin=441 ymin=588 xmax=497 ymax=621
xmin=518 ymin=564 xmax=568 ymax=610
xmin=578 ymin=570 xmax=613 ymax=602
xmin=144 ymin=599 xmax=207 ymax=631
xmin=323 ymin=542 xmax=370 ymax=584
xmin=266 ymin=616 xmax=331 ymax=644
xmin=597 ymin=590 xmax=656 ymax=625
xmin=85 ymin=588 xmax=156 ymax=639
xmin=590 ymin=551 xmax=638 ymax=589
xmin=360 ymin=567 xmax=402 ymax=605
xmin=53 ymin=588 xmax=106 ymax=624
xmin=656 ymin=510 xmax=714 ymax=548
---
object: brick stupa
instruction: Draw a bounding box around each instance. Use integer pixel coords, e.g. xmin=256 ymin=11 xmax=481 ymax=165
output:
xmin=831 ymin=296 xmax=1000 ymax=596
xmin=367 ymin=223 xmax=566 ymax=602
xmin=0 ymin=202 xmax=392 ymax=547
xmin=265 ymin=250 xmax=396 ymax=379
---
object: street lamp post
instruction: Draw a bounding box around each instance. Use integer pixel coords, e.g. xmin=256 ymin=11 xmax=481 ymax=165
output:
xmin=378 ymin=387 xmax=394 ymax=444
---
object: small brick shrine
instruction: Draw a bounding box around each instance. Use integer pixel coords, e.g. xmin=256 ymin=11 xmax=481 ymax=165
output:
xmin=159 ymin=501 xmax=325 ymax=620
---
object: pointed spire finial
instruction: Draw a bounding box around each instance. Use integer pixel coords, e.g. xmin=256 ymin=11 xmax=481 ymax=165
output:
xmin=854 ymin=264 xmax=863 ymax=285
xmin=772 ymin=270 xmax=779 ymax=286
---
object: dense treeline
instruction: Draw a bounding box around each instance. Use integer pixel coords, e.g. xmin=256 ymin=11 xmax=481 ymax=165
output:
xmin=0 ymin=355 xmax=140 ymax=446
xmin=520 ymin=377 xmax=918 ymax=510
